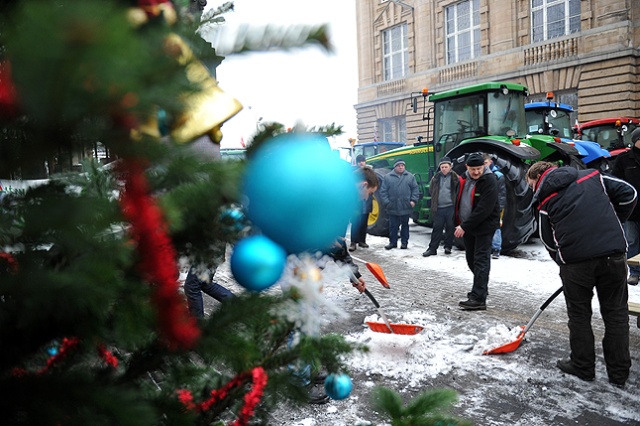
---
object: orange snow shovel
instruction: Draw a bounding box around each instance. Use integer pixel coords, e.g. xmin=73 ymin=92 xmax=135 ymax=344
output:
xmin=350 ymin=255 xmax=390 ymax=289
xmin=348 ymin=270 xmax=422 ymax=335
xmin=484 ymin=286 xmax=563 ymax=355
xmin=363 ymin=289 xmax=424 ymax=335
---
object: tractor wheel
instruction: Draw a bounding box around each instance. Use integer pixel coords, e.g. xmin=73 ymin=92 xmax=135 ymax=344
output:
xmin=451 ymin=152 xmax=536 ymax=253
xmin=367 ymin=169 xmax=392 ymax=237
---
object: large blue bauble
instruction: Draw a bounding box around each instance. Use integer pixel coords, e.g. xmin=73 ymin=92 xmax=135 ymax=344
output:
xmin=230 ymin=235 xmax=286 ymax=292
xmin=243 ymin=133 xmax=358 ymax=254
xmin=324 ymin=373 xmax=352 ymax=400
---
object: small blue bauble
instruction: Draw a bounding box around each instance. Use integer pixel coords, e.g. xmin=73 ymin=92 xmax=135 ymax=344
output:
xmin=230 ymin=235 xmax=286 ymax=292
xmin=47 ymin=345 xmax=59 ymax=356
xmin=243 ymin=133 xmax=358 ymax=253
xmin=324 ymin=373 xmax=352 ymax=400
xmin=219 ymin=207 xmax=246 ymax=232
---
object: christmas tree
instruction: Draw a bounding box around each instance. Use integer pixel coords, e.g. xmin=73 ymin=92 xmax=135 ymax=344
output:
xmin=0 ymin=1 xmax=467 ymax=424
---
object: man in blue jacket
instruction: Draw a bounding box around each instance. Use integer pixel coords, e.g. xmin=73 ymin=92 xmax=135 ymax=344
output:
xmin=454 ymin=153 xmax=500 ymax=311
xmin=380 ymin=159 xmax=419 ymax=250
xmin=526 ymin=161 xmax=636 ymax=388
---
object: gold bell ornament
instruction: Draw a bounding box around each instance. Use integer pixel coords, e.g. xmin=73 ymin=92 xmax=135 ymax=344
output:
xmin=163 ymin=34 xmax=243 ymax=144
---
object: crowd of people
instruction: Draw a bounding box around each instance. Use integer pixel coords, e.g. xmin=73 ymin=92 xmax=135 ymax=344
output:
xmin=348 ymin=140 xmax=640 ymax=389
xmin=188 ymin=135 xmax=640 ymax=396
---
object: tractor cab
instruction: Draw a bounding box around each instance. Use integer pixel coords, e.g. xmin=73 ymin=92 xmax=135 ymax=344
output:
xmin=431 ymin=83 xmax=528 ymax=155
xmin=524 ymin=94 xmax=610 ymax=170
xmin=578 ymin=117 xmax=639 ymax=153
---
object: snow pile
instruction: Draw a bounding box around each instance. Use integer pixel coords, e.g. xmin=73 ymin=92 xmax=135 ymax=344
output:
xmin=476 ymin=323 xmax=524 ymax=353
xmin=345 ymin=311 xmax=463 ymax=388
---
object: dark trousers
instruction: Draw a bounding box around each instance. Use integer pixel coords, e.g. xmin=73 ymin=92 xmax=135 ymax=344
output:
xmin=184 ymin=267 xmax=234 ymax=319
xmin=559 ymin=253 xmax=630 ymax=383
xmin=388 ymin=214 xmax=410 ymax=246
xmin=351 ymin=213 xmax=369 ymax=244
xmin=428 ymin=206 xmax=454 ymax=252
xmin=462 ymin=232 xmax=493 ymax=303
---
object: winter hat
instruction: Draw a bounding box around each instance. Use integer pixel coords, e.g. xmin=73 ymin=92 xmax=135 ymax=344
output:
xmin=631 ymin=128 xmax=640 ymax=144
xmin=439 ymin=156 xmax=452 ymax=166
xmin=393 ymin=159 xmax=406 ymax=167
xmin=466 ymin=153 xmax=484 ymax=167
xmin=355 ymin=154 xmax=366 ymax=163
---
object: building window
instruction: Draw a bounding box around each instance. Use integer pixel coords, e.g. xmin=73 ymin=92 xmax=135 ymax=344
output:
xmin=382 ymin=24 xmax=408 ymax=81
xmin=445 ymin=0 xmax=480 ymax=65
xmin=531 ymin=0 xmax=580 ymax=43
xmin=378 ymin=117 xmax=406 ymax=142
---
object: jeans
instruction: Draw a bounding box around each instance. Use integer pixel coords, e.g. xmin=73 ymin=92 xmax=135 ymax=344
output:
xmin=491 ymin=228 xmax=502 ymax=252
xmin=388 ymin=214 xmax=410 ymax=246
xmin=184 ymin=267 xmax=234 ymax=319
xmin=624 ymin=221 xmax=640 ymax=276
xmin=428 ymin=206 xmax=454 ymax=252
xmin=462 ymin=232 xmax=493 ymax=303
xmin=559 ymin=253 xmax=630 ymax=384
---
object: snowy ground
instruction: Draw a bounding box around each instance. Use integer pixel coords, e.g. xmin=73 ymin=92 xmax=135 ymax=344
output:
xmin=205 ymin=224 xmax=640 ymax=425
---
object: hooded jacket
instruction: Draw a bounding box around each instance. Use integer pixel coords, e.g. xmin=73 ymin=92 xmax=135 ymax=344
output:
xmin=534 ymin=167 xmax=636 ymax=264
xmin=612 ymin=145 xmax=640 ymax=221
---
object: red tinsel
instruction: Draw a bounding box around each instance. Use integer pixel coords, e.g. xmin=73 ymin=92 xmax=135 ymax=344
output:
xmin=97 ymin=344 xmax=119 ymax=368
xmin=39 ymin=337 xmax=80 ymax=374
xmin=177 ymin=367 xmax=268 ymax=426
xmin=0 ymin=252 xmax=18 ymax=273
xmin=0 ymin=60 xmax=19 ymax=117
xmin=11 ymin=337 xmax=79 ymax=376
xmin=119 ymin=160 xmax=200 ymax=350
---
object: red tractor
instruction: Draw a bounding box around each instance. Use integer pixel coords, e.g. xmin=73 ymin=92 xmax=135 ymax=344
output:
xmin=576 ymin=117 xmax=639 ymax=162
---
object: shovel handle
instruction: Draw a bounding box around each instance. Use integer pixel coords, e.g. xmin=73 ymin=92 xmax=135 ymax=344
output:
xmin=522 ymin=286 xmax=563 ymax=334
xmin=364 ymin=289 xmax=380 ymax=308
xmin=541 ymin=286 xmax=564 ymax=310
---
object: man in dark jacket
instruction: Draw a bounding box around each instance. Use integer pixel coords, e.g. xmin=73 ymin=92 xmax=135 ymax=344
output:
xmin=612 ymin=127 xmax=640 ymax=285
xmin=454 ymin=153 xmax=500 ymax=310
xmin=380 ymin=159 xmax=419 ymax=250
xmin=423 ymin=156 xmax=461 ymax=256
xmin=526 ymin=161 xmax=636 ymax=388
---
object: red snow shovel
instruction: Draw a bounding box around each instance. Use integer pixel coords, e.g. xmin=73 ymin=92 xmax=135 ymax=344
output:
xmin=348 ymin=270 xmax=422 ymax=335
xmin=483 ymin=286 xmax=563 ymax=355
xmin=363 ymin=289 xmax=424 ymax=335
xmin=350 ymin=255 xmax=390 ymax=288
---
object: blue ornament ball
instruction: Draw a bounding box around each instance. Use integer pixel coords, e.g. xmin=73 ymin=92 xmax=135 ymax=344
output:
xmin=47 ymin=345 xmax=59 ymax=357
xmin=219 ymin=207 xmax=246 ymax=232
xmin=324 ymin=373 xmax=353 ymax=400
xmin=243 ymin=133 xmax=359 ymax=253
xmin=230 ymin=235 xmax=287 ymax=292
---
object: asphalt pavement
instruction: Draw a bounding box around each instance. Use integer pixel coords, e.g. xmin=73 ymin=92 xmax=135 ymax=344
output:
xmin=205 ymin=224 xmax=640 ymax=425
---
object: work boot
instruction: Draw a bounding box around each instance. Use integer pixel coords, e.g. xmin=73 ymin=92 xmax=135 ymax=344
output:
xmin=385 ymin=244 xmax=396 ymax=250
xmin=358 ymin=242 xmax=369 ymax=248
xmin=444 ymin=248 xmax=452 ymax=255
xmin=349 ymin=243 xmax=357 ymax=252
xmin=556 ymin=359 xmax=594 ymax=382
xmin=312 ymin=372 xmax=328 ymax=385
xmin=628 ymin=275 xmax=639 ymax=286
xmin=458 ymin=299 xmax=486 ymax=311
xmin=609 ymin=379 xmax=626 ymax=389
xmin=422 ymin=250 xmax=436 ymax=257
xmin=400 ymin=244 xmax=408 ymax=249
xmin=307 ymin=383 xmax=330 ymax=404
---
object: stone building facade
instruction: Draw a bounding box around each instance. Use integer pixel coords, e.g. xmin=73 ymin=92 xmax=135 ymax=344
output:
xmin=354 ymin=0 xmax=640 ymax=144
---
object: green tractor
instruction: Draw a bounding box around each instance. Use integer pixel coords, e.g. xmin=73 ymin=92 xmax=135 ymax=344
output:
xmin=366 ymin=82 xmax=584 ymax=252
